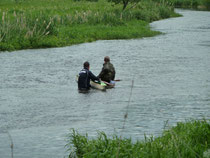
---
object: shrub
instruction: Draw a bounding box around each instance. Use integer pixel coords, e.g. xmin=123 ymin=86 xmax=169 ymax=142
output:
xmin=66 ymin=119 xmax=210 ymax=158
xmin=0 ymin=0 xmax=180 ymax=51
xmin=202 ymin=0 xmax=210 ymax=9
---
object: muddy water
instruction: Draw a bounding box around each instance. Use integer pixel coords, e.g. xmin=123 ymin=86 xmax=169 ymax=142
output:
xmin=0 ymin=9 xmax=210 ymax=158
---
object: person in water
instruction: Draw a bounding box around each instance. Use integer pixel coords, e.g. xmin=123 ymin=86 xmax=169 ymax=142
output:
xmin=98 ymin=56 xmax=115 ymax=83
xmin=78 ymin=61 xmax=100 ymax=90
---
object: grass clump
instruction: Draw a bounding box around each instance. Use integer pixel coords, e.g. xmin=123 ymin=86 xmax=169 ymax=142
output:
xmin=66 ymin=119 xmax=210 ymax=158
xmin=0 ymin=0 xmax=180 ymax=51
xmin=153 ymin=0 xmax=210 ymax=10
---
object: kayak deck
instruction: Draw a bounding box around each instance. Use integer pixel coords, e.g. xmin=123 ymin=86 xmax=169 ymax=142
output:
xmin=76 ymin=75 xmax=115 ymax=91
xmin=90 ymin=80 xmax=106 ymax=90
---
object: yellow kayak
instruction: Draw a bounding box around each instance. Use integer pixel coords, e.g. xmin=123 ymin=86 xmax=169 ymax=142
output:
xmin=76 ymin=75 xmax=107 ymax=91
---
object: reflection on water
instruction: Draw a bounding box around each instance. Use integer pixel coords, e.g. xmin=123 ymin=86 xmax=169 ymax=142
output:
xmin=0 ymin=9 xmax=210 ymax=158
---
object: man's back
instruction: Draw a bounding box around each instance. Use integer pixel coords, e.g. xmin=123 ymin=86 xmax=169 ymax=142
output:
xmin=98 ymin=61 xmax=115 ymax=82
xmin=78 ymin=68 xmax=89 ymax=90
xmin=78 ymin=67 xmax=99 ymax=90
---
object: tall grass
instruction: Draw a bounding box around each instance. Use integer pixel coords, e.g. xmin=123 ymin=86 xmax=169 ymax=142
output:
xmin=66 ymin=119 xmax=210 ymax=158
xmin=153 ymin=0 xmax=210 ymax=9
xmin=0 ymin=11 xmax=56 ymax=50
xmin=0 ymin=0 xmax=179 ymax=51
xmin=203 ymin=0 xmax=210 ymax=9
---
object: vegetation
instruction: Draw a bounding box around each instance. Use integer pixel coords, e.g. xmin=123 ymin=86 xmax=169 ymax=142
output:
xmin=108 ymin=0 xmax=141 ymax=10
xmin=0 ymin=0 xmax=179 ymax=51
xmin=66 ymin=119 xmax=210 ymax=158
xmin=153 ymin=0 xmax=210 ymax=10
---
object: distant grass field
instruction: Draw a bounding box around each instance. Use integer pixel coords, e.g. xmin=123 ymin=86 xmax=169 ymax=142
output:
xmin=66 ymin=119 xmax=210 ymax=158
xmin=153 ymin=0 xmax=210 ymax=9
xmin=0 ymin=0 xmax=179 ymax=51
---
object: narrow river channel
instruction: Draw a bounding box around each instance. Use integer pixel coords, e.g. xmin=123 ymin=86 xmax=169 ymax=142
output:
xmin=0 ymin=9 xmax=210 ymax=158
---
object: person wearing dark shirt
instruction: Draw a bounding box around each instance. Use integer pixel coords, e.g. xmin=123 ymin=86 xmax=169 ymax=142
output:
xmin=78 ymin=61 xmax=100 ymax=91
xmin=98 ymin=56 xmax=115 ymax=83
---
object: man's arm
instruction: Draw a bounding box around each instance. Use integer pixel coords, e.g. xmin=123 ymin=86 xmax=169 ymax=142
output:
xmin=112 ymin=65 xmax=116 ymax=80
xmin=98 ymin=68 xmax=105 ymax=79
xmin=98 ymin=64 xmax=109 ymax=78
xmin=89 ymin=71 xmax=100 ymax=81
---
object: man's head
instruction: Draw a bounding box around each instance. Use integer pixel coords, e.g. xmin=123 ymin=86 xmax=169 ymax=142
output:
xmin=83 ymin=61 xmax=90 ymax=69
xmin=104 ymin=56 xmax=110 ymax=63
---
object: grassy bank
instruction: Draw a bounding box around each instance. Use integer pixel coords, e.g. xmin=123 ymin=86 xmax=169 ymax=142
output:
xmin=153 ymin=0 xmax=210 ymax=10
xmin=0 ymin=0 xmax=179 ymax=51
xmin=66 ymin=119 xmax=210 ymax=158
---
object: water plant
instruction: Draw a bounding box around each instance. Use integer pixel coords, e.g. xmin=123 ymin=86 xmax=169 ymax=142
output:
xmin=66 ymin=119 xmax=210 ymax=158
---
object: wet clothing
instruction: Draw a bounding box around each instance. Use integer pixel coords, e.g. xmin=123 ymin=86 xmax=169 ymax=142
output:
xmin=78 ymin=68 xmax=99 ymax=90
xmin=98 ymin=62 xmax=115 ymax=83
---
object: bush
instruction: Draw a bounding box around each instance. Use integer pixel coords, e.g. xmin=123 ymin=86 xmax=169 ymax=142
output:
xmin=66 ymin=119 xmax=210 ymax=158
xmin=202 ymin=0 xmax=210 ymax=9
xmin=0 ymin=42 xmax=14 ymax=51
xmin=0 ymin=0 xmax=180 ymax=51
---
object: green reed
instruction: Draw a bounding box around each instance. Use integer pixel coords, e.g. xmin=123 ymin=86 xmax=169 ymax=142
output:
xmin=0 ymin=0 xmax=179 ymax=51
xmin=66 ymin=119 xmax=210 ymax=158
xmin=153 ymin=0 xmax=210 ymax=9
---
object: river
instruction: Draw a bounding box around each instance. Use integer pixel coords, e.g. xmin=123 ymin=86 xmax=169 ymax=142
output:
xmin=0 ymin=9 xmax=210 ymax=158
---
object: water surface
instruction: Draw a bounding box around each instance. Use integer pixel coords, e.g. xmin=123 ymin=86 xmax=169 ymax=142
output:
xmin=0 ymin=9 xmax=210 ymax=158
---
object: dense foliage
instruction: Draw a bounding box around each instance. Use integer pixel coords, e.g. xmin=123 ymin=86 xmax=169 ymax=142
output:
xmin=0 ymin=0 xmax=179 ymax=51
xmin=153 ymin=0 xmax=210 ymax=9
xmin=66 ymin=119 xmax=210 ymax=158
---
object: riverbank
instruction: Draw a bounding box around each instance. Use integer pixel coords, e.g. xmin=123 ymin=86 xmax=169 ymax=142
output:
xmin=153 ymin=0 xmax=210 ymax=10
xmin=0 ymin=9 xmax=210 ymax=157
xmin=66 ymin=119 xmax=210 ymax=158
xmin=0 ymin=0 xmax=180 ymax=51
